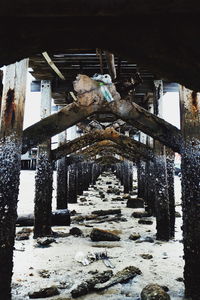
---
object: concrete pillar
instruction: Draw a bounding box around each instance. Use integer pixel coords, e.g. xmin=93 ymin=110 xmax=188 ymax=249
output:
xmin=34 ymin=80 xmax=53 ymax=238
xmin=0 ymin=59 xmax=28 ymax=299
xmin=179 ymin=86 xmax=200 ymax=299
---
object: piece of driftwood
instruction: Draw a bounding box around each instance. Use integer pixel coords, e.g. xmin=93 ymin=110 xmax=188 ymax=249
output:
xmin=94 ymin=266 xmax=142 ymax=290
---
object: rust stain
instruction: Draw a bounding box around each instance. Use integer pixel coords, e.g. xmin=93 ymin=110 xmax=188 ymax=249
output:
xmin=5 ymin=89 xmax=16 ymax=127
xmin=191 ymin=91 xmax=198 ymax=113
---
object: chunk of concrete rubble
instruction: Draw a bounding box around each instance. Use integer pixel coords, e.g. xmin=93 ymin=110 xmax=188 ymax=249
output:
xmin=71 ymin=270 xmax=113 ymax=298
xmin=90 ymin=228 xmax=120 ymax=241
xmin=92 ymin=209 xmax=121 ymax=216
xmin=28 ymin=286 xmax=60 ymax=298
xmin=138 ymin=219 xmax=153 ymax=225
xmin=69 ymin=227 xmax=83 ymax=237
xmin=94 ymin=266 xmax=141 ymax=290
xmin=127 ymin=197 xmax=144 ymax=208
xmin=129 ymin=233 xmax=141 ymax=241
xmin=141 ymin=284 xmax=170 ymax=300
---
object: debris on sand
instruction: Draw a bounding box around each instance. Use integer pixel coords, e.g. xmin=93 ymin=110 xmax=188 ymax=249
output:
xmin=94 ymin=266 xmax=141 ymax=290
xmin=91 ymin=209 xmax=121 ymax=216
xmin=36 ymin=237 xmax=56 ymax=247
xmin=127 ymin=197 xmax=144 ymax=208
xmin=69 ymin=227 xmax=83 ymax=237
xmin=28 ymin=286 xmax=60 ymax=298
xmin=141 ymin=283 xmax=171 ymax=300
xmin=138 ymin=219 xmax=153 ymax=225
xmin=129 ymin=233 xmax=141 ymax=241
xmin=131 ymin=211 xmax=151 ymax=218
xmin=90 ymin=228 xmax=120 ymax=241
xmin=16 ymin=228 xmax=32 ymax=240
xmin=140 ymin=254 xmax=153 ymax=259
xmin=71 ymin=270 xmax=113 ymax=298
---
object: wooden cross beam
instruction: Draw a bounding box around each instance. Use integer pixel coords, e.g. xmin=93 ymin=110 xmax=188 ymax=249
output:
xmin=51 ymin=128 xmax=153 ymax=161
xmin=22 ymin=75 xmax=183 ymax=154
xmin=94 ymin=155 xmax=122 ymax=165
xmin=77 ymin=142 xmax=138 ymax=163
xmin=76 ymin=140 xmax=146 ymax=161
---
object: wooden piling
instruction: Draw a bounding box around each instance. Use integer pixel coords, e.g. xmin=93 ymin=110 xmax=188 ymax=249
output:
xmin=0 ymin=59 xmax=28 ymax=299
xmin=179 ymin=86 xmax=200 ymax=299
xmin=154 ymin=80 xmax=170 ymax=241
xmin=34 ymin=80 xmax=53 ymax=238
xmin=67 ymin=164 xmax=77 ymax=203
xmin=57 ymin=128 xmax=68 ymax=209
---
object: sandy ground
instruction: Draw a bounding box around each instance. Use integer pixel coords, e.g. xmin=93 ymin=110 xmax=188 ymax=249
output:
xmin=12 ymin=170 xmax=185 ymax=300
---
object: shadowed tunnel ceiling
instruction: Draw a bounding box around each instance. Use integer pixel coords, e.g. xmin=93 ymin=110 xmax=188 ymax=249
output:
xmin=1 ymin=1 xmax=200 ymax=90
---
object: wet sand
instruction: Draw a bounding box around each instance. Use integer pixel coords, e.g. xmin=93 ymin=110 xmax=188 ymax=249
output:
xmin=12 ymin=170 xmax=185 ymax=300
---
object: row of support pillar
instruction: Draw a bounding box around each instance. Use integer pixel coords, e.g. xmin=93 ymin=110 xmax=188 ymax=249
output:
xmin=0 ymin=60 xmax=199 ymax=299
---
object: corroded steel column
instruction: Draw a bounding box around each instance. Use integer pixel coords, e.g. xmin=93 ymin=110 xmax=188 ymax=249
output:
xmin=34 ymin=80 xmax=53 ymax=238
xmin=0 ymin=59 xmax=28 ymax=299
xmin=180 ymin=86 xmax=200 ymax=299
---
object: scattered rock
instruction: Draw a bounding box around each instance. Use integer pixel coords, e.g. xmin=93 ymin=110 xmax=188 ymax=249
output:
xmin=129 ymin=233 xmax=141 ymax=241
xmin=130 ymin=191 xmax=138 ymax=196
xmin=176 ymin=277 xmax=184 ymax=282
xmin=69 ymin=227 xmax=83 ymax=237
xmin=107 ymin=187 xmax=120 ymax=194
xmin=36 ymin=237 xmax=56 ymax=247
xmin=71 ymin=270 xmax=113 ymax=298
xmin=138 ymin=219 xmax=153 ymax=225
xmin=92 ymin=209 xmax=121 ymax=216
xmin=127 ymin=198 xmax=144 ymax=208
xmin=18 ymin=228 xmax=32 ymax=234
xmin=175 ymin=211 xmax=181 ymax=218
xmin=16 ymin=228 xmax=32 ymax=240
xmin=112 ymin=197 xmax=124 ymax=202
xmin=16 ymin=233 xmax=30 ymax=241
xmin=131 ymin=211 xmax=150 ymax=218
xmin=70 ymin=210 xmax=77 ymax=216
xmin=53 ymin=231 xmax=70 ymax=238
xmin=94 ymin=266 xmax=142 ymax=290
xmin=90 ymin=228 xmax=120 ymax=241
xmin=29 ymin=286 xmax=60 ymax=298
xmin=83 ymin=192 xmax=89 ymax=196
xmin=38 ymin=270 xmax=50 ymax=278
xmin=144 ymin=237 xmax=154 ymax=243
xmin=140 ymin=254 xmax=153 ymax=259
xmin=79 ymin=197 xmax=87 ymax=202
xmin=122 ymin=194 xmax=131 ymax=199
xmin=100 ymin=194 xmax=105 ymax=199
xmin=141 ymin=284 xmax=170 ymax=300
